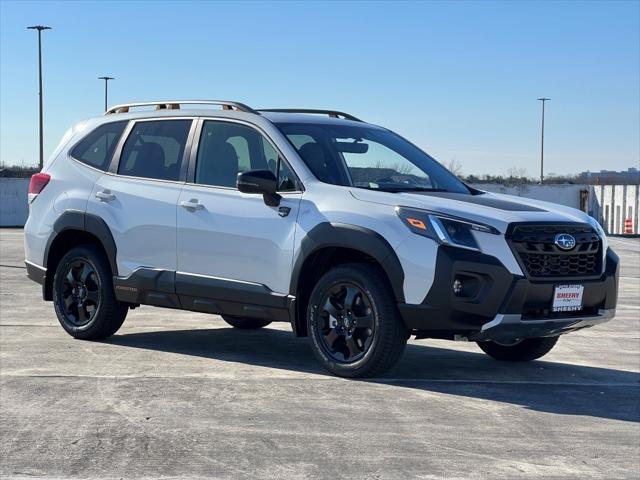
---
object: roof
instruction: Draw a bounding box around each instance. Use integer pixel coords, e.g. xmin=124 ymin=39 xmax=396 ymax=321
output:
xmin=258 ymin=111 xmax=366 ymax=126
xmin=98 ymin=100 xmax=369 ymax=127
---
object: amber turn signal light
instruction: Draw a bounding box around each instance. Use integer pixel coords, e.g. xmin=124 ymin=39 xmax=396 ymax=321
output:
xmin=406 ymin=218 xmax=427 ymax=230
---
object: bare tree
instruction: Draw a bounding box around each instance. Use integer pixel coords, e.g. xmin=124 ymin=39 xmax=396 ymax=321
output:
xmin=393 ymin=162 xmax=415 ymax=175
xmin=506 ymin=167 xmax=530 ymax=179
xmin=444 ymin=159 xmax=463 ymax=176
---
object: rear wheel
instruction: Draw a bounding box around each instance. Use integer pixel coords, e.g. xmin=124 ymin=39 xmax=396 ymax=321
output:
xmin=221 ymin=315 xmax=271 ymax=329
xmin=477 ymin=336 xmax=559 ymax=362
xmin=53 ymin=245 xmax=128 ymax=340
xmin=307 ymin=263 xmax=407 ymax=378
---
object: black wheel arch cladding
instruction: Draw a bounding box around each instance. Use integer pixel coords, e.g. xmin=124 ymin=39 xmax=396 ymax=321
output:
xmin=44 ymin=210 xmax=119 ymax=280
xmin=289 ymin=222 xmax=406 ymax=303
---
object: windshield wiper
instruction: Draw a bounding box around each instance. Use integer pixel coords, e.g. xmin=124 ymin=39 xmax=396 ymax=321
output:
xmin=391 ymin=186 xmax=448 ymax=192
xmin=358 ymin=186 xmax=448 ymax=193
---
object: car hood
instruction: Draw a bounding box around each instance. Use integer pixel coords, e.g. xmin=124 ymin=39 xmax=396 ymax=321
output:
xmin=349 ymin=189 xmax=592 ymax=234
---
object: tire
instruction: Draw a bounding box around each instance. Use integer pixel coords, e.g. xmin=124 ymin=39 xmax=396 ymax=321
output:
xmin=52 ymin=244 xmax=128 ymax=340
xmin=307 ymin=263 xmax=408 ymax=378
xmin=221 ymin=315 xmax=271 ymax=329
xmin=477 ymin=336 xmax=559 ymax=362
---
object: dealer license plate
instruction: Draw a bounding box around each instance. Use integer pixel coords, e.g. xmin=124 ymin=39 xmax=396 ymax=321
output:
xmin=552 ymin=285 xmax=584 ymax=312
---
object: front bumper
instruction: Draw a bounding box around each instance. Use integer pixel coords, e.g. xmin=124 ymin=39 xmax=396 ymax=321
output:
xmin=398 ymin=245 xmax=619 ymax=340
xmin=470 ymin=308 xmax=616 ymax=343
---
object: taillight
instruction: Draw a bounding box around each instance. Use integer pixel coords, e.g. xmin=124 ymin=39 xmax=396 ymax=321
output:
xmin=28 ymin=173 xmax=51 ymax=203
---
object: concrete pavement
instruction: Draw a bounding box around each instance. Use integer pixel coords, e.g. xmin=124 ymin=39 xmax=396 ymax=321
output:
xmin=1 ymin=229 xmax=639 ymax=479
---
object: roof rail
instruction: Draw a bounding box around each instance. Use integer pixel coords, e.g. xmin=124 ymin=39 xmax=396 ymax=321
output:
xmin=257 ymin=109 xmax=362 ymax=122
xmin=104 ymin=100 xmax=257 ymax=115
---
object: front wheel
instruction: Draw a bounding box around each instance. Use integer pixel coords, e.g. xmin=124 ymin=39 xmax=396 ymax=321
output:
xmin=307 ymin=263 xmax=408 ymax=378
xmin=477 ymin=336 xmax=559 ymax=362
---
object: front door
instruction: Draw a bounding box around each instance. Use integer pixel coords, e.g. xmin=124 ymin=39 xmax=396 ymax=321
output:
xmin=176 ymin=119 xmax=302 ymax=299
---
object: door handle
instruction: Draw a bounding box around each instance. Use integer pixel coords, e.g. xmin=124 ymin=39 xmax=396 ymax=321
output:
xmin=95 ymin=190 xmax=116 ymax=202
xmin=180 ymin=199 xmax=204 ymax=211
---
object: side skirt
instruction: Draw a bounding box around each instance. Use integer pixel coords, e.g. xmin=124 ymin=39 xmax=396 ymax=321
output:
xmin=113 ymin=268 xmax=293 ymax=322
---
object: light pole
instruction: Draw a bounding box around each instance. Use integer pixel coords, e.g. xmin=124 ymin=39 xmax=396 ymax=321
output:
xmin=27 ymin=25 xmax=52 ymax=171
xmin=537 ymin=97 xmax=550 ymax=184
xmin=98 ymin=76 xmax=115 ymax=112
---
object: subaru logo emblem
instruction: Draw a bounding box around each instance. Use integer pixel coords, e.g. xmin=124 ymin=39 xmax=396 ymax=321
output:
xmin=554 ymin=233 xmax=576 ymax=250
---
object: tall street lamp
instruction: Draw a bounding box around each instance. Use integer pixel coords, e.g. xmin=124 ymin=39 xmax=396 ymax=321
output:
xmin=98 ymin=76 xmax=115 ymax=112
xmin=27 ymin=25 xmax=52 ymax=171
xmin=537 ymin=97 xmax=550 ymax=184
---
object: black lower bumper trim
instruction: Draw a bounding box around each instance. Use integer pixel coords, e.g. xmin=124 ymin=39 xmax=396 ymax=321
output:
xmin=400 ymin=246 xmax=516 ymax=332
xmin=398 ymin=246 xmax=619 ymax=337
xmin=470 ymin=309 xmax=616 ymax=342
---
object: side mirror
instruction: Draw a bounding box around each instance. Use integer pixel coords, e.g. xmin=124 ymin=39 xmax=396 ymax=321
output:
xmin=237 ymin=169 xmax=281 ymax=206
xmin=237 ymin=169 xmax=277 ymax=194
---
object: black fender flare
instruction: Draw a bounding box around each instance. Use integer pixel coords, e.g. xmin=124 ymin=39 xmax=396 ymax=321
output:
xmin=44 ymin=210 xmax=118 ymax=275
xmin=289 ymin=222 xmax=405 ymax=303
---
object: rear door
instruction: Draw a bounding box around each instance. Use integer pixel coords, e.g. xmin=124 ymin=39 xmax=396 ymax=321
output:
xmin=87 ymin=118 xmax=195 ymax=277
xmin=176 ymin=118 xmax=302 ymax=299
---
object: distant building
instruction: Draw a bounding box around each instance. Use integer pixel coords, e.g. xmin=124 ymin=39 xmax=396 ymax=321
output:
xmin=577 ymin=167 xmax=640 ymax=185
xmin=0 ymin=167 xmax=39 ymax=178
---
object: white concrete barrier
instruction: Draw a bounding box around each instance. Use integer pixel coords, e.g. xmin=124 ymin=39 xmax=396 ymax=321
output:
xmin=0 ymin=178 xmax=30 ymax=227
xmin=471 ymin=184 xmax=593 ymax=211
xmin=473 ymin=183 xmax=639 ymax=234
xmin=594 ymin=184 xmax=639 ymax=235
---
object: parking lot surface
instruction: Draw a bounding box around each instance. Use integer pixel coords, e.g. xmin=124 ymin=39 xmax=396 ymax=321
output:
xmin=1 ymin=229 xmax=638 ymax=479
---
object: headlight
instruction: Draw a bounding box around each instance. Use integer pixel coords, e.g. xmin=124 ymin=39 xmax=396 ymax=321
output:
xmin=587 ymin=215 xmax=608 ymax=251
xmin=396 ymin=207 xmax=499 ymax=251
xmin=587 ymin=215 xmax=606 ymax=237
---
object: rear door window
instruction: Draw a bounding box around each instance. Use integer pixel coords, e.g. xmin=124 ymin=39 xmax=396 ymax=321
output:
xmin=71 ymin=121 xmax=128 ymax=171
xmin=118 ymin=120 xmax=192 ymax=181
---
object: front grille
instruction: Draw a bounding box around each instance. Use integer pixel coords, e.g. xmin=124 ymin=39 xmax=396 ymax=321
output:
xmin=507 ymin=224 xmax=602 ymax=278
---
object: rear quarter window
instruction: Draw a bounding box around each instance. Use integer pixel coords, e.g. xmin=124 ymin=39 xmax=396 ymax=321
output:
xmin=70 ymin=121 xmax=128 ymax=171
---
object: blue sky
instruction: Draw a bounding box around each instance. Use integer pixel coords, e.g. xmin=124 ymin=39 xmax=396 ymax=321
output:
xmin=1 ymin=0 xmax=638 ymax=176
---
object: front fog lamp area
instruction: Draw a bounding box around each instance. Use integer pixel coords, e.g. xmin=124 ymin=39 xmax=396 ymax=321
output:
xmin=452 ymin=275 xmax=481 ymax=298
xmin=396 ymin=207 xmax=499 ymax=251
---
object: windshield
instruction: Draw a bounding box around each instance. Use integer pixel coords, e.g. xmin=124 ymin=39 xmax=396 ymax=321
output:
xmin=276 ymin=123 xmax=470 ymax=194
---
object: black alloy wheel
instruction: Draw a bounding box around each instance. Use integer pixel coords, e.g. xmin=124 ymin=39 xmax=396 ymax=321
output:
xmin=307 ymin=264 xmax=408 ymax=378
xmin=53 ymin=245 xmax=128 ymax=340
xmin=316 ymin=282 xmax=375 ymax=363
xmin=58 ymin=259 xmax=101 ymax=327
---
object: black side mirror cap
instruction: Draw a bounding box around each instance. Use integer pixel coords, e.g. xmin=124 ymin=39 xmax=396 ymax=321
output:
xmin=237 ymin=169 xmax=277 ymax=195
xmin=237 ymin=169 xmax=281 ymax=206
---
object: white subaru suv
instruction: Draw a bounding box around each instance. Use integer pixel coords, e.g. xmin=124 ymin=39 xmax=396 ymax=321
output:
xmin=24 ymin=100 xmax=619 ymax=377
